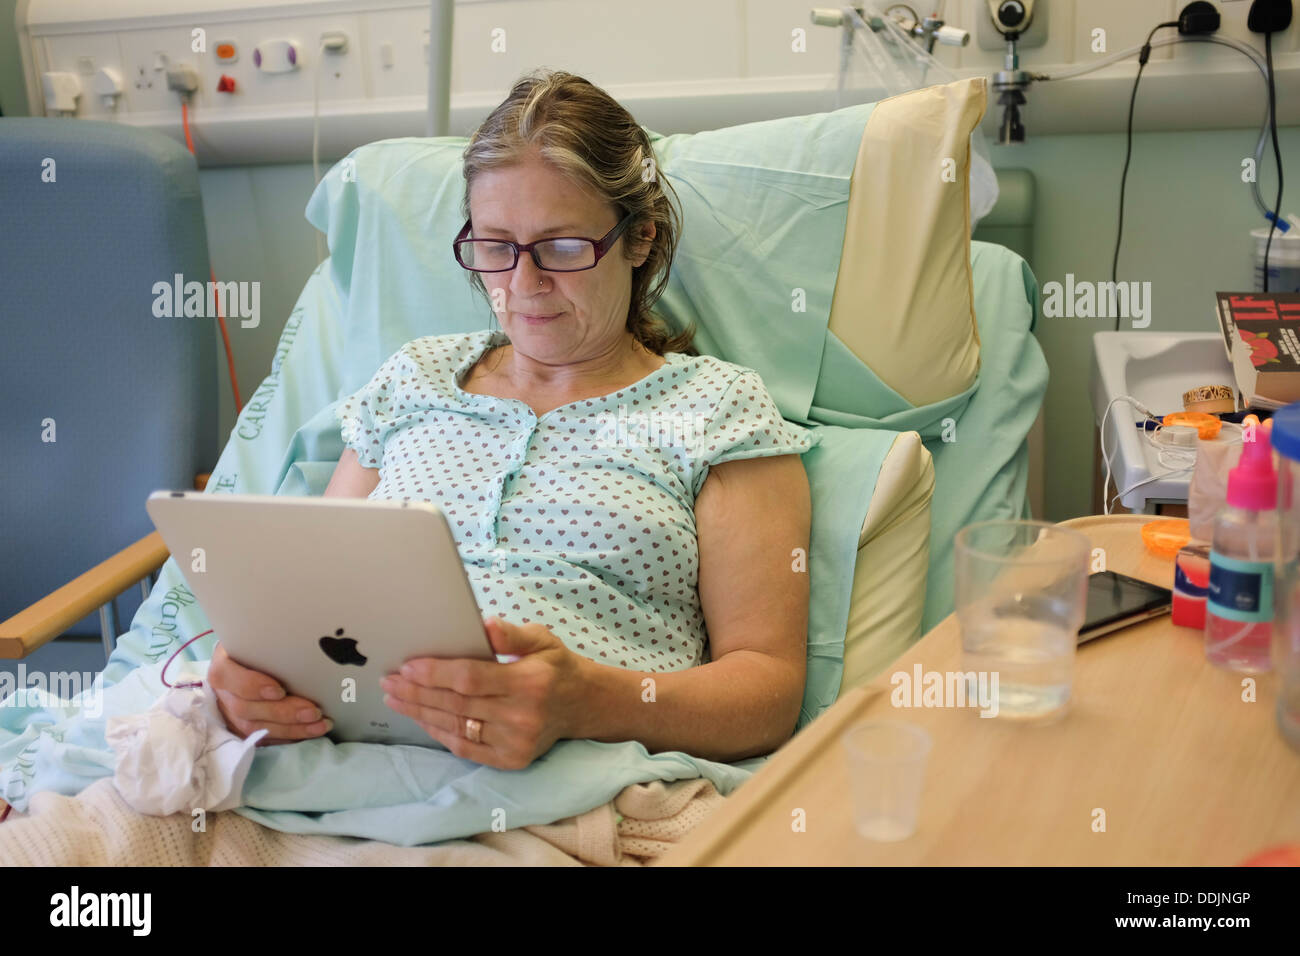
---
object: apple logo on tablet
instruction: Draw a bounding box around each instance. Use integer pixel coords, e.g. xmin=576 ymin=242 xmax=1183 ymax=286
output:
xmin=320 ymin=628 xmax=367 ymax=666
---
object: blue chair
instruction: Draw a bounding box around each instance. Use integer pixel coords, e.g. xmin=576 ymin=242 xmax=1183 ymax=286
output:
xmin=0 ymin=118 xmax=217 ymax=661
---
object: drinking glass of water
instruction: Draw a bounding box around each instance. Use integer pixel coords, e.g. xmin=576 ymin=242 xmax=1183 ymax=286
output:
xmin=954 ymin=520 xmax=1091 ymax=721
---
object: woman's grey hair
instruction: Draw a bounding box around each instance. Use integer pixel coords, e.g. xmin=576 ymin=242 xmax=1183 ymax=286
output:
xmin=459 ymin=69 xmax=697 ymax=357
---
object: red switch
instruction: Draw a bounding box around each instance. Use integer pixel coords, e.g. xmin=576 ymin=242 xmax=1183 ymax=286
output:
xmin=217 ymin=74 xmax=236 ymax=93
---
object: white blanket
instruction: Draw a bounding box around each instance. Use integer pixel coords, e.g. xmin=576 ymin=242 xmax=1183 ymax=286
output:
xmin=0 ymin=776 xmax=722 ymax=866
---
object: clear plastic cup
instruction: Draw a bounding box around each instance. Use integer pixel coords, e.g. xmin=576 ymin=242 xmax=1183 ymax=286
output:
xmin=954 ymin=520 xmax=1091 ymax=721
xmin=842 ymin=720 xmax=932 ymax=842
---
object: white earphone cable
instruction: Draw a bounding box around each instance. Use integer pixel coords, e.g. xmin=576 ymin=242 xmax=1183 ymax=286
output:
xmin=1100 ymin=397 xmax=1246 ymax=514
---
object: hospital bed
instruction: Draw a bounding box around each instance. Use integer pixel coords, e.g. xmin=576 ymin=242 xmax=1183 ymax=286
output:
xmin=0 ymin=77 xmax=1047 ymax=860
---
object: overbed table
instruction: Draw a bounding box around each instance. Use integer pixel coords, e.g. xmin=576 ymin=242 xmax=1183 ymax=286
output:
xmin=654 ymin=515 xmax=1300 ymax=866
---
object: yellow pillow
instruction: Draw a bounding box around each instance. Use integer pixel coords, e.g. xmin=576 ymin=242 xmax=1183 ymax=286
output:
xmin=829 ymin=77 xmax=987 ymax=407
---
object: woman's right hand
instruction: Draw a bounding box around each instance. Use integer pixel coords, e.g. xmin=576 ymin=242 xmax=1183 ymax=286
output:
xmin=209 ymin=642 xmax=333 ymax=745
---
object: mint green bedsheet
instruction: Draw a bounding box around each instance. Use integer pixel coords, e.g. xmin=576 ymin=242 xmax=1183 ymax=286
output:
xmin=923 ymin=241 xmax=1045 ymax=632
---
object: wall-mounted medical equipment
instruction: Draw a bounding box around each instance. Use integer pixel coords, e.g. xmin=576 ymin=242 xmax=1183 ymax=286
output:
xmin=809 ymin=4 xmax=998 ymax=230
xmin=876 ymin=4 xmax=969 ymax=54
xmin=815 ymin=1 xmax=1039 ymax=145
xmin=811 ymin=5 xmax=968 ymax=61
xmin=16 ymin=0 xmax=452 ymax=165
xmin=986 ymin=0 xmax=1036 ymax=143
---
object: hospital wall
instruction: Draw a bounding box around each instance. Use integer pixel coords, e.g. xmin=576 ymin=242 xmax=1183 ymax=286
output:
xmin=2 ymin=0 xmax=1298 ymax=523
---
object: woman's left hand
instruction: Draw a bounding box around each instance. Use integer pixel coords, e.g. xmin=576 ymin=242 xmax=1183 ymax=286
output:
xmin=380 ymin=617 xmax=588 ymax=770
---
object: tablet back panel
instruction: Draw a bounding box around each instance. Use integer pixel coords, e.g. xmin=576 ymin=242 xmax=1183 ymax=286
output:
xmin=145 ymin=492 xmax=492 ymax=747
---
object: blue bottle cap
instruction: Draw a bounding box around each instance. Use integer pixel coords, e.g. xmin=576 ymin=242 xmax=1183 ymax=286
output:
xmin=1270 ymin=402 xmax=1300 ymax=462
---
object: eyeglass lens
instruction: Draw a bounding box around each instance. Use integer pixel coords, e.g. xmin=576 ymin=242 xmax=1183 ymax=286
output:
xmin=459 ymin=238 xmax=596 ymax=271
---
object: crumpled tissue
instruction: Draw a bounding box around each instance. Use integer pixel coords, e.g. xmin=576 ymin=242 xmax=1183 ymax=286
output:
xmin=105 ymin=680 xmax=266 ymax=816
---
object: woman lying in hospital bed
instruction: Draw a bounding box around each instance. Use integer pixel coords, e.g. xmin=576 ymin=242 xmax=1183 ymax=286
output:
xmin=207 ymin=69 xmax=815 ymax=772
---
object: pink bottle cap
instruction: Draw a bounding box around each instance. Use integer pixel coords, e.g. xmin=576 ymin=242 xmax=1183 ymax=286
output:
xmin=1226 ymin=419 xmax=1277 ymax=510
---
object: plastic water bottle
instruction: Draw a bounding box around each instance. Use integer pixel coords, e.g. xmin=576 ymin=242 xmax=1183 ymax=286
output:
xmin=1268 ymin=404 xmax=1300 ymax=753
xmin=1205 ymin=417 xmax=1276 ymax=673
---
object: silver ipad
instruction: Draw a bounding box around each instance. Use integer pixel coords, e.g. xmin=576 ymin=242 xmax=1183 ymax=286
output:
xmin=145 ymin=491 xmax=494 ymax=748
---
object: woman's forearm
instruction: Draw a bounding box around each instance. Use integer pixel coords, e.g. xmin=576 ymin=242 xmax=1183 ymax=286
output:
xmin=569 ymin=650 xmax=804 ymax=763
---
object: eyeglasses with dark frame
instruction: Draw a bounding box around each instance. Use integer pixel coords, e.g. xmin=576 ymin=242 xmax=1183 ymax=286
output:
xmin=452 ymin=211 xmax=637 ymax=273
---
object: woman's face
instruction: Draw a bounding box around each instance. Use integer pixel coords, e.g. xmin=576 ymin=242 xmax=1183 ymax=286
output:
xmin=468 ymin=149 xmax=654 ymax=365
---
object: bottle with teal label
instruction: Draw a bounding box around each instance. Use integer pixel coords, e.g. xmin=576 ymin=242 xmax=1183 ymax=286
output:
xmin=1206 ymin=417 xmax=1277 ymax=673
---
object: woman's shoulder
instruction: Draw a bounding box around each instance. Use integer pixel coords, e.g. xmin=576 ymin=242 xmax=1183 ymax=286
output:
xmin=666 ymin=350 xmax=765 ymax=395
xmin=378 ymin=330 xmax=496 ymax=376
xmin=398 ymin=329 xmax=495 ymax=361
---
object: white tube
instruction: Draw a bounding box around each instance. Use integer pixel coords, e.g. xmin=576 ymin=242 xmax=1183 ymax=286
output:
xmin=1036 ymin=34 xmax=1265 ymax=82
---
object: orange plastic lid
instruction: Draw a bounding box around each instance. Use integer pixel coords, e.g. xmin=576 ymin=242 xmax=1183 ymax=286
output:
xmin=1141 ymin=518 xmax=1191 ymax=558
xmin=1162 ymin=411 xmax=1222 ymax=440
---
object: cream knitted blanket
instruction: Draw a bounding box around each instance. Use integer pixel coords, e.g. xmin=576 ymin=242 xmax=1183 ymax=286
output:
xmin=0 ymin=777 xmax=721 ymax=866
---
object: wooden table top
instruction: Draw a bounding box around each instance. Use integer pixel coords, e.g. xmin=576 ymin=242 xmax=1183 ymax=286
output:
xmin=654 ymin=514 xmax=1300 ymax=865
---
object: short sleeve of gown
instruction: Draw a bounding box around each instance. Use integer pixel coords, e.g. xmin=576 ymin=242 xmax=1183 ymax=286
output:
xmin=334 ymin=348 xmax=408 ymax=470
xmin=688 ymin=370 xmax=818 ymax=497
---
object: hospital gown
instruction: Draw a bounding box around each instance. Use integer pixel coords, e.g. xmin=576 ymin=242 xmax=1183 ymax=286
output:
xmin=335 ymin=329 xmax=816 ymax=672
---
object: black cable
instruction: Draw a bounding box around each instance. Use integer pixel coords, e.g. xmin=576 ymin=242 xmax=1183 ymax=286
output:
xmin=1111 ymin=58 xmax=1147 ymax=332
xmin=1261 ymin=30 xmax=1284 ymax=293
xmin=1113 ymin=21 xmax=1178 ymax=332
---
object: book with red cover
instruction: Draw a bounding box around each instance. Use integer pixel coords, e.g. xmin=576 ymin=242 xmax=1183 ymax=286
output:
xmin=1215 ymin=292 xmax=1300 ymax=408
